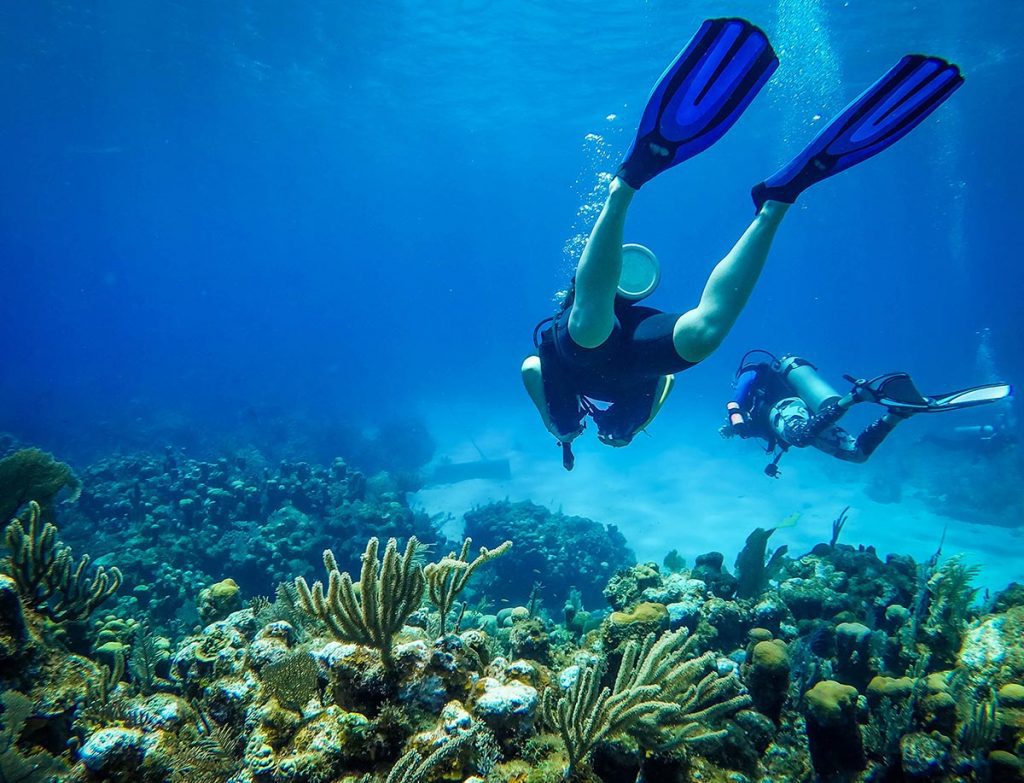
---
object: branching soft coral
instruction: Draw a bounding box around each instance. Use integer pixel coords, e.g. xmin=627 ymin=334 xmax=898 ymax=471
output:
xmin=424 ymin=537 xmax=511 ymax=636
xmin=922 ymin=554 xmax=980 ymax=667
xmin=3 ymin=500 xmax=122 ymax=622
xmin=541 ymin=630 xmax=750 ymax=777
xmin=294 ymin=537 xmax=424 ymax=668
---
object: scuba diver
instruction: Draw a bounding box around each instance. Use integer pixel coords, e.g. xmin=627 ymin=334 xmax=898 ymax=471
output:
xmin=721 ymin=350 xmax=1013 ymax=476
xmin=521 ymin=17 xmax=964 ymax=469
xmin=921 ymin=414 xmax=1017 ymax=455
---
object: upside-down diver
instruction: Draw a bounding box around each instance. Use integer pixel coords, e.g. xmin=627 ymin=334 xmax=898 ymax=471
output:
xmin=521 ymin=17 xmax=964 ymax=470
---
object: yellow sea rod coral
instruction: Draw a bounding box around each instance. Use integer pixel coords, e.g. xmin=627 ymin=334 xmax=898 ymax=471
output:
xmin=541 ymin=629 xmax=750 ymax=777
xmin=294 ymin=537 xmax=424 ymax=669
xmin=3 ymin=500 xmax=122 ymax=622
xmin=424 ymin=537 xmax=512 ymax=636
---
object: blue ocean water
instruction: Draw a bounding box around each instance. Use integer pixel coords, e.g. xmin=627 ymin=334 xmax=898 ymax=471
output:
xmin=2 ymin=2 xmax=1021 ymax=579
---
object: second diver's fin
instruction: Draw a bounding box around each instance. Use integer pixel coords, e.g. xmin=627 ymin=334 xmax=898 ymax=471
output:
xmin=617 ymin=18 xmax=778 ymax=190
xmin=847 ymin=372 xmax=931 ymax=410
xmin=848 ymin=374 xmax=1014 ymax=414
xmin=922 ymin=383 xmax=1013 ymax=412
xmin=752 ymin=54 xmax=964 ymax=211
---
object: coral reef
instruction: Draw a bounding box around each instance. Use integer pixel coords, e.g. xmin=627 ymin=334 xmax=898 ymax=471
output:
xmin=60 ymin=451 xmax=441 ymax=637
xmin=462 ymin=500 xmax=634 ymax=608
xmin=0 ymin=447 xmax=80 ymax=522
xmin=0 ymin=444 xmax=1020 ymax=783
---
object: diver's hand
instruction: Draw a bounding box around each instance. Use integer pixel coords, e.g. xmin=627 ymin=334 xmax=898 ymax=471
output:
xmin=548 ymin=424 xmax=584 ymax=444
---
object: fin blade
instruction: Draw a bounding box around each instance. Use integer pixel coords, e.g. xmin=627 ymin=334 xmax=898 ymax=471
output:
xmin=619 ymin=18 xmax=778 ymax=188
xmin=828 ymin=56 xmax=964 ymax=167
xmin=753 ymin=53 xmax=963 ymax=209
xmin=874 ymin=373 xmax=930 ymax=409
xmin=927 ymin=383 xmax=1013 ymax=411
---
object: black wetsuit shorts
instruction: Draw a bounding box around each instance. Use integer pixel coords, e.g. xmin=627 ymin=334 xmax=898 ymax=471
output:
xmin=537 ymin=303 xmax=698 ymax=441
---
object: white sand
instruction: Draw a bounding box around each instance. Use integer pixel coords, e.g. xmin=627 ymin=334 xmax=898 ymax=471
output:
xmin=412 ymin=400 xmax=1024 ymax=595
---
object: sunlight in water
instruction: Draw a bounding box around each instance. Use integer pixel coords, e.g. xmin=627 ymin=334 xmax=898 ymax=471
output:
xmin=770 ymin=0 xmax=843 ymax=146
xmin=558 ymin=118 xmax=624 ymax=303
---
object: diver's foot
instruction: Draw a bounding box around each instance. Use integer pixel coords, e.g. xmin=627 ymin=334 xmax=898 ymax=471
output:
xmin=885 ymin=407 xmax=918 ymax=421
xmin=752 ymin=182 xmax=797 ymax=213
xmin=752 ymin=56 xmax=962 ymax=213
xmin=846 ymin=373 xmax=914 ymax=405
xmin=617 ymin=19 xmax=778 ymax=189
xmin=847 ymin=378 xmax=876 ymax=404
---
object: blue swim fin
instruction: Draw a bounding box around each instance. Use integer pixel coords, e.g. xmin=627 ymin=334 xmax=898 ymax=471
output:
xmin=753 ymin=55 xmax=963 ymax=211
xmin=617 ymin=18 xmax=778 ymax=190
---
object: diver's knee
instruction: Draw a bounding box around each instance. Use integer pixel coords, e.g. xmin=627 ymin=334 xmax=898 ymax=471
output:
xmin=673 ymin=316 xmax=726 ymax=363
xmin=567 ymin=309 xmax=613 ymax=350
xmin=521 ymin=356 xmax=544 ymax=395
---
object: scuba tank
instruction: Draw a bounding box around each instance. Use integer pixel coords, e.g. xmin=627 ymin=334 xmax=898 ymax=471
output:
xmin=777 ymin=355 xmax=841 ymax=413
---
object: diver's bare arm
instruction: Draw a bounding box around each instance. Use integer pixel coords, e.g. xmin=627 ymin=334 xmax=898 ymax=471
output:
xmin=672 ymin=200 xmax=788 ymax=362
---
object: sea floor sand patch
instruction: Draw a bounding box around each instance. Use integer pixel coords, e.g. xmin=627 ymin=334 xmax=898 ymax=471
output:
xmin=413 ymin=401 xmax=1023 ymax=593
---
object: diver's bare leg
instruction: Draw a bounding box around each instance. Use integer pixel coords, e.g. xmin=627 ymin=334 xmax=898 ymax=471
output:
xmin=568 ymin=177 xmax=636 ymax=348
xmin=672 ymin=200 xmax=789 ymax=362
xmin=521 ymin=356 xmax=577 ymax=441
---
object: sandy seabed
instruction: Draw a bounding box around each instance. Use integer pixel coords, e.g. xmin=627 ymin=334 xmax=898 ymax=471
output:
xmin=412 ymin=398 xmax=1024 ymax=595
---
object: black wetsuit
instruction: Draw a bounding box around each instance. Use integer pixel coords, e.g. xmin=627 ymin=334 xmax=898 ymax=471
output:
xmin=536 ymin=300 xmax=697 ymax=443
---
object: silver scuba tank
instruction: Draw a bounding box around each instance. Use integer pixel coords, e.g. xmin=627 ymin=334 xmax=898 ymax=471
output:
xmin=777 ymin=355 xmax=841 ymax=413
